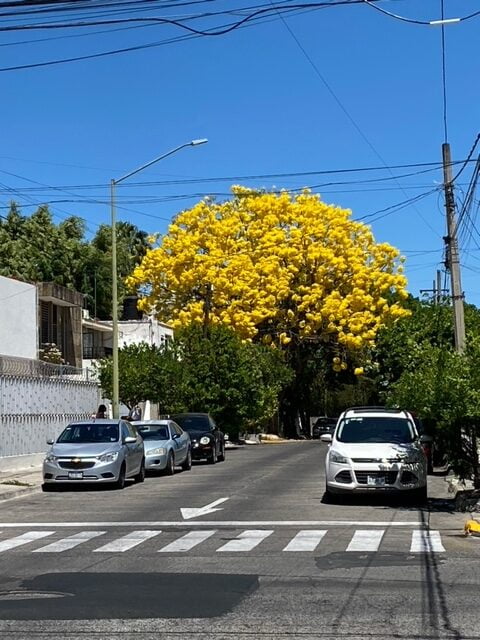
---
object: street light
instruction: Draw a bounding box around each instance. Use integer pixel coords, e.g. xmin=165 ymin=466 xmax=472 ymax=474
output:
xmin=110 ymin=138 xmax=208 ymax=418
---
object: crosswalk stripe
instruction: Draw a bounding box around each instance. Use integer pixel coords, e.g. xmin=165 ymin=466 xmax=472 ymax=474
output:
xmin=283 ymin=530 xmax=327 ymax=551
xmin=0 ymin=531 xmax=54 ymax=552
xmin=93 ymin=530 xmax=161 ymax=553
xmin=216 ymin=529 xmax=274 ymax=552
xmin=347 ymin=529 xmax=385 ymax=552
xmin=410 ymin=530 xmax=445 ymax=553
xmin=158 ymin=530 xmax=217 ymax=553
xmin=32 ymin=531 xmax=105 ymax=553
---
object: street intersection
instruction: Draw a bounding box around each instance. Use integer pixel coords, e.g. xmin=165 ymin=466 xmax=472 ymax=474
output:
xmin=0 ymin=442 xmax=478 ymax=639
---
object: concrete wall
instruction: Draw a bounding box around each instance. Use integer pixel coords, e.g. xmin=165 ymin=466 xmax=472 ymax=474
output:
xmin=0 ymin=374 xmax=100 ymax=469
xmin=0 ymin=276 xmax=37 ymax=360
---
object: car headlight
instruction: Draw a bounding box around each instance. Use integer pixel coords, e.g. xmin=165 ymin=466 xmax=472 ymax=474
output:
xmin=45 ymin=454 xmax=57 ymax=463
xmin=148 ymin=447 xmax=166 ymax=456
xmin=330 ymin=450 xmax=349 ymax=464
xmin=97 ymin=451 xmax=119 ymax=463
xmin=200 ymin=436 xmax=211 ymax=445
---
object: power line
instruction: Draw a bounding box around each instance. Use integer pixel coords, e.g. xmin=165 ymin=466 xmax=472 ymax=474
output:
xmin=362 ymin=0 xmax=480 ymax=26
xmin=267 ymin=0 xmax=442 ymax=236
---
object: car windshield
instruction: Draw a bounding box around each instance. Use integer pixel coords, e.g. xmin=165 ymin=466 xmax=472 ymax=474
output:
xmin=173 ymin=415 xmax=209 ymax=432
xmin=137 ymin=425 xmax=170 ymax=440
xmin=336 ymin=417 xmax=415 ymax=444
xmin=57 ymin=423 xmax=119 ymax=443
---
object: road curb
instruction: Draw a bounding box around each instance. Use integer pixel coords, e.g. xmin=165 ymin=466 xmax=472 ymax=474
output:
xmin=0 ymin=484 xmax=41 ymax=503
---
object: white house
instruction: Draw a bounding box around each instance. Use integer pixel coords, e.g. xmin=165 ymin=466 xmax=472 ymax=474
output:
xmin=0 ymin=276 xmax=38 ymax=360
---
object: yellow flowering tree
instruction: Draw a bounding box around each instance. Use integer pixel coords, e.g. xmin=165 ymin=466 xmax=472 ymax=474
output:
xmin=127 ymin=187 xmax=410 ymax=434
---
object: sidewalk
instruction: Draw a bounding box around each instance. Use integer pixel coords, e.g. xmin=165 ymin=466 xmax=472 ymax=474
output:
xmin=0 ymin=467 xmax=43 ymax=502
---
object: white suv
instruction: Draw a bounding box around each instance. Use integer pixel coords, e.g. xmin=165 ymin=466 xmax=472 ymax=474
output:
xmin=322 ymin=407 xmax=427 ymax=502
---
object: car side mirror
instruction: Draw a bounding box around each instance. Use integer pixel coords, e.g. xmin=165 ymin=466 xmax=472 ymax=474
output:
xmin=320 ymin=434 xmax=332 ymax=443
xmin=420 ymin=435 xmax=433 ymax=444
xmin=123 ymin=436 xmax=137 ymax=444
xmin=224 ymin=434 xmax=229 ymax=441
xmin=172 ymin=433 xmax=179 ymax=440
xmin=46 ymin=438 xmax=54 ymax=445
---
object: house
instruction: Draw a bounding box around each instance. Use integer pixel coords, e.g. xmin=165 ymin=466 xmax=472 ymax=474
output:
xmin=0 ymin=276 xmax=173 ymax=372
xmin=81 ymin=296 xmax=173 ymax=373
xmin=37 ymin=282 xmax=84 ymax=368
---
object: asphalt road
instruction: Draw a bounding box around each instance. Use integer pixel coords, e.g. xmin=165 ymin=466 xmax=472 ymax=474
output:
xmin=0 ymin=441 xmax=478 ymax=639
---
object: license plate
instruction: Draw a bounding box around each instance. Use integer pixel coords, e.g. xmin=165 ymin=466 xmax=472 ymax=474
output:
xmin=367 ymin=475 xmax=385 ymax=486
xmin=68 ymin=471 xmax=83 ymax=480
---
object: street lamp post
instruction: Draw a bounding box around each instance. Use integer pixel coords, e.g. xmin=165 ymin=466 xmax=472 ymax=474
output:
xmin=110 ymin=138 xmax=208 ymax=418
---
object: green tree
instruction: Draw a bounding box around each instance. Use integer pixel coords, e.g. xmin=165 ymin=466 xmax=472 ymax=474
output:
xmin=0 ymin=202 xmax=151 ymax=320
xmin=96 ymin=325 xmax=293 ymax=437
xmin=96 ymin=343 xmax=162 ymax=411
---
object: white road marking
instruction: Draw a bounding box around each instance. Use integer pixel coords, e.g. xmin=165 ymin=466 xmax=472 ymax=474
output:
xmin=217 ymin=529 xmax=274 ymax=552
xmin=158 ymin=530 xmax=217 ymax=552
xmin=0 ymin=520 xmax=425 ymax=528
xmin=93 ymin=530 xmax=161 ymax=553
xmin=410 ymin=530 xmax=445 ymax=553
xmin=283 ymin=530 xmax=327 ymax=551
xmin=32 ymin=531 xmax=105 ymax=553
xmin=0 ymin=531 xmax=54 ymax=552
xmin=181 ymin=498 xmax=229 ymax=520
xmin=347 ymin=529 xmax=385 ymax=552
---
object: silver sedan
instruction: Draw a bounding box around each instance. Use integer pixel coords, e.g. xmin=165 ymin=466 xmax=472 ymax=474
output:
xmin=135 ymin=420 xmax=192 ymax=475
xmin=42 ymin=419 xmax=145 ymax=490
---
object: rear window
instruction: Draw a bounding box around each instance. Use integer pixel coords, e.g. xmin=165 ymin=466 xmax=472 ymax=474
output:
xmin=172 ymin=415 xmax=209 ymax=432
xmin=336 ymin=417 xmax=415 ymax=444
xmin=137 ymin=425 xmax=170 ymax=440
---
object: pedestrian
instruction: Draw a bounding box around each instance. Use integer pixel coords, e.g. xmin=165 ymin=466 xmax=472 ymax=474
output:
xmin=129 ymin=404 xmax=142 ymax=421
xmin=94 ymin=404 xmax=108 ymax=419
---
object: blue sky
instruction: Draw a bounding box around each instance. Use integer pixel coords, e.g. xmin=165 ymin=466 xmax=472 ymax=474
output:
xmin=1 ymin=1 xmax=479 ymax=303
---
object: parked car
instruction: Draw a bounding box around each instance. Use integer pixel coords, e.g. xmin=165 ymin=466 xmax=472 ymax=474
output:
xmin=135 ymin=420 xmax=191 ymax=475
xmin=171 ymin=413 xmax=225 ymax=463
xmin=42 ymin=419 xmax=145 ymax=491
xmin=312 ymin=417 xmax=337 ymax=439
xmin=322 ymin=407 xmax=427 ymax=502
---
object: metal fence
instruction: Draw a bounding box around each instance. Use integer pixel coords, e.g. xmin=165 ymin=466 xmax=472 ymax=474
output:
xmin=0 ymin=354 xmax=92 ymax=381
xmin=0 ymin=360 xmax=100 ymax=458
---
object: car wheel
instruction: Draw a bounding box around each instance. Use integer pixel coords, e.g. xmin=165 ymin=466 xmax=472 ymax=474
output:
xmin=42 ymin=483 xmax=54 ymax=492
xmin=164 ymin=452 xmax=175 ymax=476
xmin=181 ymin=449 xmax=192 ymax=471
xmin=115 ymin=464 xmax=126 ymax=490
xmin=217 ymin=444 xmax=225 ymax=462
xmin=208 ymin=447 xmax=218 ymax=464
xmin=135 ymin=458 xmax=145 ymax=483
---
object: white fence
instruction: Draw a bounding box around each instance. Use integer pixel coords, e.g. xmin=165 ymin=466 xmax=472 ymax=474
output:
xmin=0 ymin=367 xmax=100 ymax=461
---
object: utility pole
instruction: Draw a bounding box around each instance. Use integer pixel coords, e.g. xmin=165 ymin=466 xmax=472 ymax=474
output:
xmin=203 ymin=283 xmax=212 ymax=338
xmin=442 ymin=142 xmax=466 ymax=352
xmin=420 ymin=270 xmax=445 ymax=305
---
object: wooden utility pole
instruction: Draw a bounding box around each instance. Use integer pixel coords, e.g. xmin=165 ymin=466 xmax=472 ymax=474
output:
xmin=442 ymin=142 xmax=466 ymax=352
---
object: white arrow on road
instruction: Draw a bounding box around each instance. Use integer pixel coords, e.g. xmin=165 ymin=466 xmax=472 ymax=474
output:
xmin=180 ymin=497 xmax=229 ymax=520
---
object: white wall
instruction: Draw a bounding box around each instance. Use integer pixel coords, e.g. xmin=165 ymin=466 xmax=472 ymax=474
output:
xmin=0 ymin=276 xmax=37 ymax=359
xmin=103 ymin=318 xmax=174 ymax=349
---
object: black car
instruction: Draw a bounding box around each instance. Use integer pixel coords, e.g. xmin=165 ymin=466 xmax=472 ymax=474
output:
xmin=171 ymin=413 xmax=225 ymax=464
xmin=312 ymin=417 xmax=337 ymax=439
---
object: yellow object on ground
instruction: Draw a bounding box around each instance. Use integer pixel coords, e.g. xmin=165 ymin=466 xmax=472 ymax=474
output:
xmin=464 ymin=519 xmax=480 ymax=536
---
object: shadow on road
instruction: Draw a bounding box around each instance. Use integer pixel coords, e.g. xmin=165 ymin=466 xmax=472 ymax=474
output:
xmin=0 ymin=572 xmax=259 ymax=620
